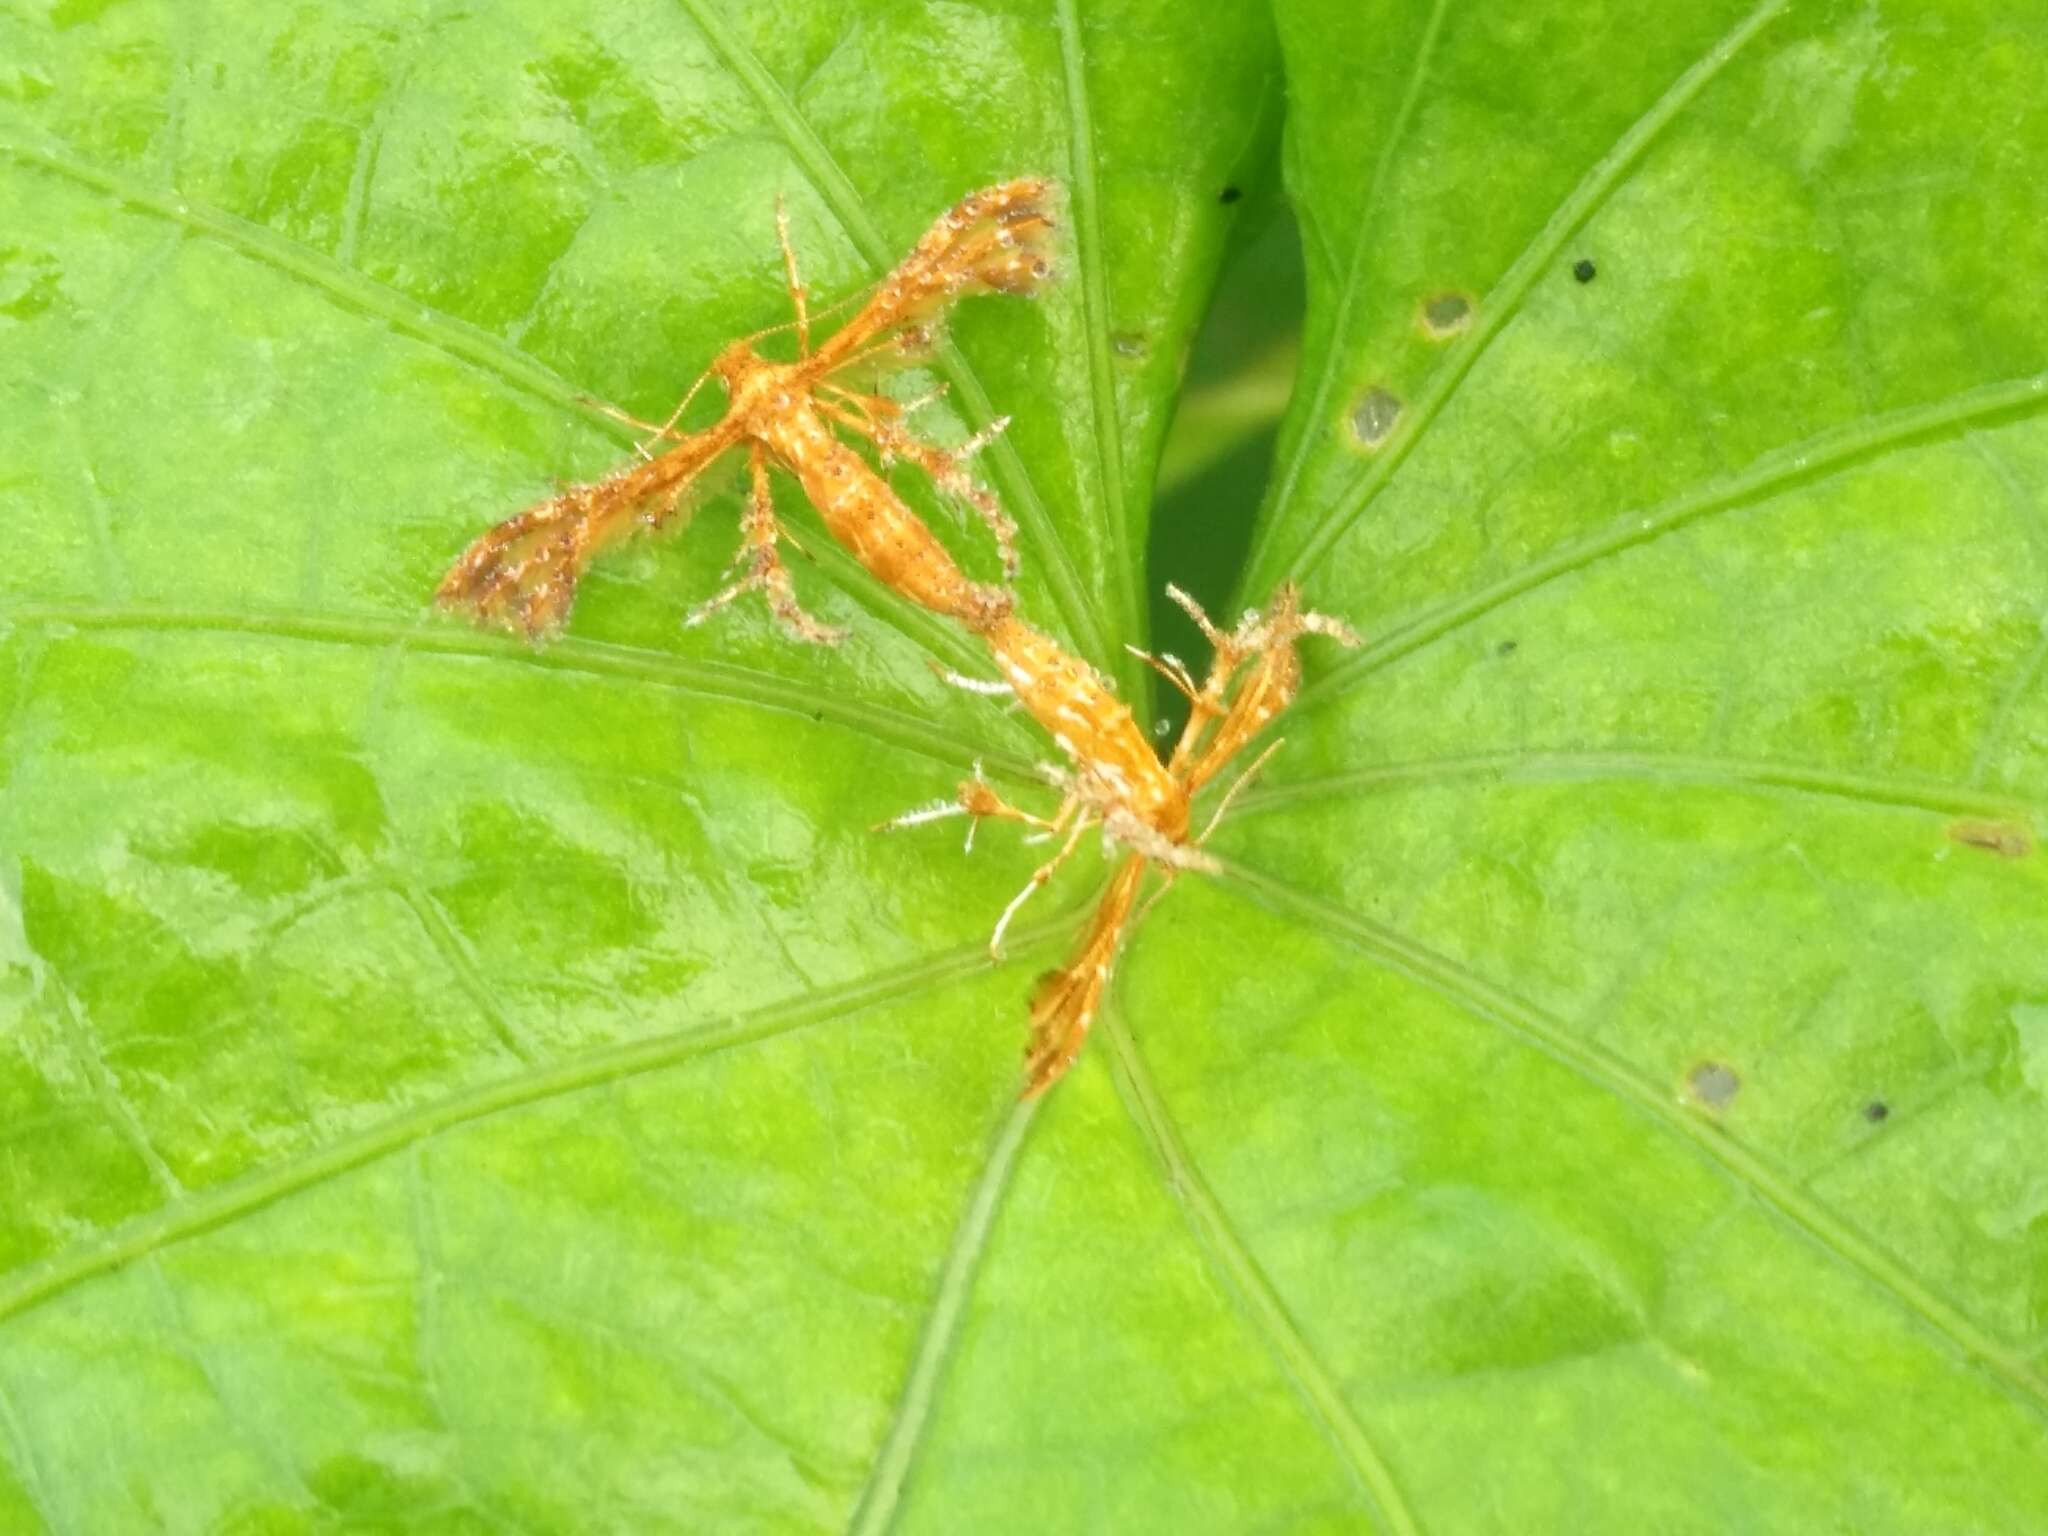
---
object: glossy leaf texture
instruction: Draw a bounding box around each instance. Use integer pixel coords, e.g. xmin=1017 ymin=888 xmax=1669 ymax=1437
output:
xmin=0 ymin=0 xmax=1286 ymax=1529
xmin=1195 ymin=0 xmax=2046 ymax=1530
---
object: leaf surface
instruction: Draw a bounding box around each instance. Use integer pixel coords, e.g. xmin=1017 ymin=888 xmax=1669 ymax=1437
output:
xmin=0 ymin=1 xmax=1285 ymax=1528
xmin=3 ymin=0 xmax=2047 ymax=1532
xmin=1182 ymin=0 xmax=2048 ymax=1528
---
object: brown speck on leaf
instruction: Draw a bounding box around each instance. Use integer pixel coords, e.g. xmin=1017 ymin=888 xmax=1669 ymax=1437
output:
xmin=1947 ymin=819 xmax=2034 ymax=858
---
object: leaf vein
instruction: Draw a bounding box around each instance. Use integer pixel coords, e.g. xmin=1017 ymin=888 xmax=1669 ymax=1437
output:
xmin=1304 ymin=371 xmax=2048 ymax=708
xmin=0 ymin=601 xmax=1039 ymax=783
xmin=1236 ymin=750 xmax=2048 ymax=826
xmin=1052 ymin=0 xmax=1142 ymax=675
xmin=0 ymin=133 xmax=613 ymax=431
xmin=1254 ymin=0 xmax=1450 ymax=566
xmin=1103 ymin=1015 xmax=1421 ymax=1536
xmin=666 ymin=0 xmax=1111 ymax=672
xmin=0 ymin=918 xmax=1065 ymax=1328
xmin=845 ymin=1097 xmax=1041 ymax=1535
xmin=1261 ymin=0 xmax=1790 ymax=587
xmin=395 ymin=883 xmax=540 ymax=1065
xmin=46 ymin=978 xmax=185 ymax=1202
xmin=1218 ymin=859 xmax=2048 ymax=1422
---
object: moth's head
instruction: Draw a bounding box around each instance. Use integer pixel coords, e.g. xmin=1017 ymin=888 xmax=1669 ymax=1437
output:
xmin=710 ymin=337 xmax=764 ymax=390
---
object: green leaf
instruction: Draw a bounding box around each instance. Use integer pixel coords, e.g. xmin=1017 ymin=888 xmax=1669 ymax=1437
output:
xmin=5 ymin=0 xmax=2046 ymax=1531
xmin=1191 ymin=0 xmax=2047 ymax=1528
xmin=0 ymin=0 xmax=1286 ymax=1528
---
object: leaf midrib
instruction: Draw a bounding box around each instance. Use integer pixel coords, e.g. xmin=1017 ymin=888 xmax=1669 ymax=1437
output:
xmin=1293 ymin=371 xmax=2048 ymax=718
xmin=1 ymin=601 xmax=1043 ymax=784
xmin=1232 ymin=749 xmax=2048 ymax=826
xmin=0 ymin=908 xmax=1082 ymax=1328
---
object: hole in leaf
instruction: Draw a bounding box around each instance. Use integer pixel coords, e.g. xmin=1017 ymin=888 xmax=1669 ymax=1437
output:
xmin=1418 ymin=291 xmax=1472 ymax=339
xmin=1686 ymin=1060 xmax=1740 ymax=1110
xmin=1348 ymin=387 xmax=1402 ymax=449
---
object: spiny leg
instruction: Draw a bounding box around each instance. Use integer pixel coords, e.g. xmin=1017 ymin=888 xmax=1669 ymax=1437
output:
xmin=1124 ymin=643 xmax=1201 ymax=703
xmin=1166 ymin=582 xmax=1233 ymax=655
xmin=989 ymin=811 xmax=1090 ymax=959
xmin=1196 ymin=736 xmax=1286 ymax=846
xmin=878 ymin=776 xmax=1072 ymax=857
xmin=906 ymin=417 xmax=1018 ymax=584
xmin=686 ymin=445 xmax=846 ymax=645
xmin=578 ymin=397 xmax=682 ymax=461
xmin=1162 ymin=583 xmax=1252 ymax=768
xmin=776 ymin=193 xmax=811 ymax=357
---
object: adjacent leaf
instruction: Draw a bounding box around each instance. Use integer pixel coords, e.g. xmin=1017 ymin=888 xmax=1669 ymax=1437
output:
xmin=0 ymin=0 xmax=1284 ymax=1528
xmin=1125 ymin=0 xmax=2044 ymax=1529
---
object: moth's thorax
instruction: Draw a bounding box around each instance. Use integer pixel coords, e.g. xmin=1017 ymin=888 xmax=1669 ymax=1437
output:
xmin=713 ymin=344 xmax=803 ymax=427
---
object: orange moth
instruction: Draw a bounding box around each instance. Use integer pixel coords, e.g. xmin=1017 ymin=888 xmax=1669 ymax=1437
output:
xmin=436 ymin=179 xmax=1057 ymax=641
xmin=891 ymin=584 xmax=1358 ymax=1094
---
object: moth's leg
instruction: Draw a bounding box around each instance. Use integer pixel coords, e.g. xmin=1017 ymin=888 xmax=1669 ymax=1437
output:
xmin=878 ymin=772 xmax=1069 ymax=853
xmin=988 ymin=810 xmax=1091 ymax=959
xmin=883 ymin=416 xmax=1021 ymax=583
xmin=1296 ymin=609 xmax=1363 ymax=647
xmin=1195 ymin=736 xmax=1286 ymax=846
xmin=576 ymin=397 xmax=682 ymax=462
xmin=1165 ymin=582 xmax=1234 ymax=656
xmin=1124 ymin=643 xmax=1202 ymax=703
xmin=813 ymin=393 xmax=894 ymax=442
xmin=686 ymin=445 xmax=846 ymax=645
xmin=776 ymin=193 xmax=811 ymax=358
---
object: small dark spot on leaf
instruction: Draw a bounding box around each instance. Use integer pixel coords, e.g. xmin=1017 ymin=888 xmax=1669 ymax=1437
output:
xmin=1419 ymin=291 xmax=1473 ymax=339
xmin=1349 ymin=387 xmax=1403 ymax=450
xmin=1219 ymin=185 xmax=1243 ymax=205
xmin=1685 ymin=1060 xmax=1739 ymax=1110
xmin=1111 ymin=331 xmax=1148 ymax=360
xmin=1496 ymin=639 xmax=1519 ymax=657
xmin=1947 ymin=818 xmax=2033 ymax=858
xmin=1863 ymin=1100 xmax=1889 ymax=1123
xmin=1572 ymin=258 xmax=1597 ymax=283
